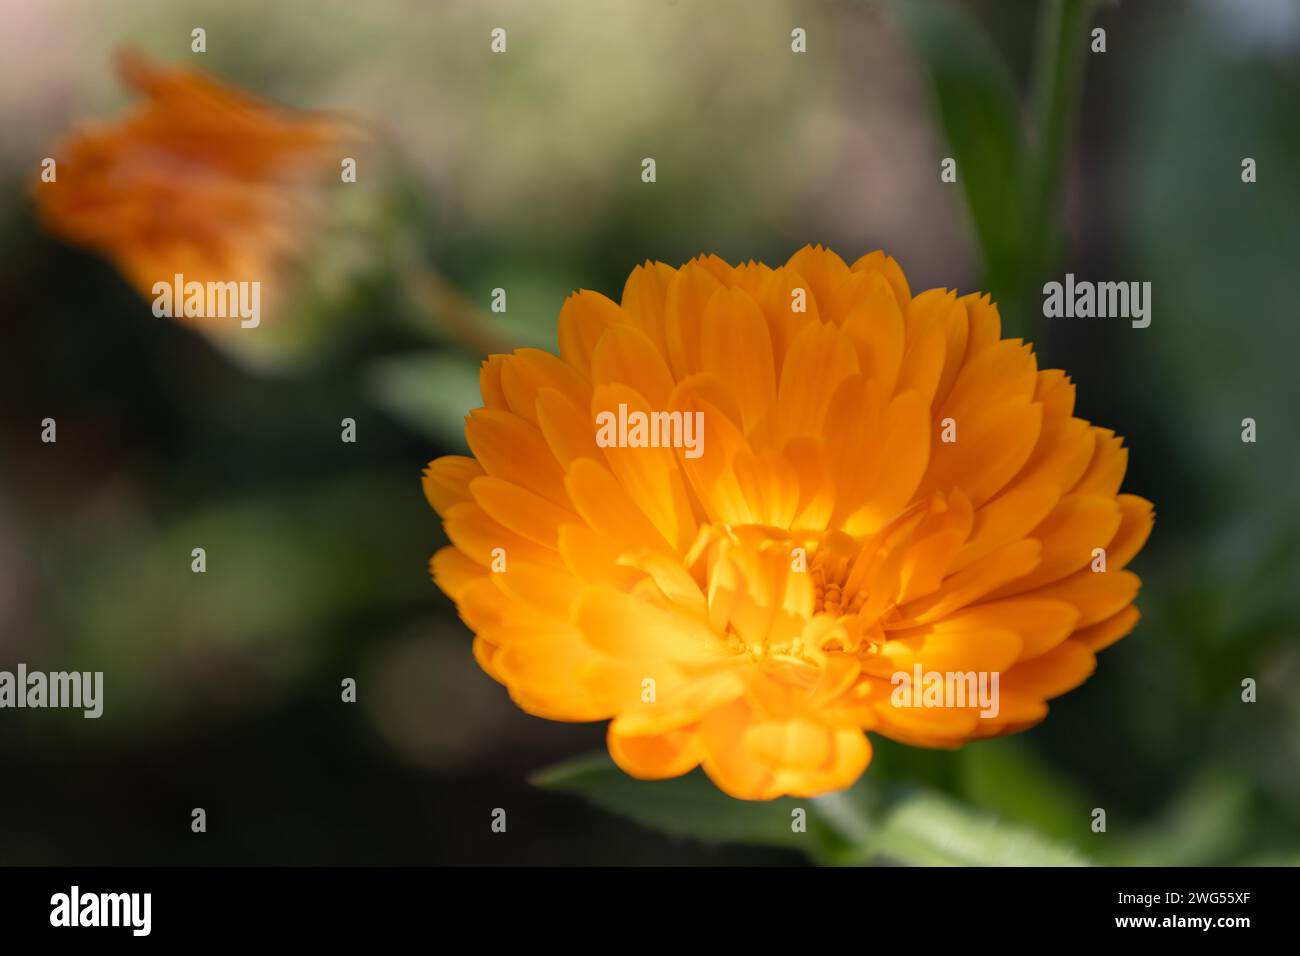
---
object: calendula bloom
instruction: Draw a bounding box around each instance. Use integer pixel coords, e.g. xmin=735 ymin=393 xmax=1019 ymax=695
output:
xmin=34 ymin=50 xmax=342 ymax=325
xmin=425 ymin=246 xmax=1153 ymax=800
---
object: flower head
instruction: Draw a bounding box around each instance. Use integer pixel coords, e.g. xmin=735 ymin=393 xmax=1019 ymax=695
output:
xmin=35 ymin=50 xmax=343 ymax=323
xmin=425 ymin=246 xmax=1153 ymax=799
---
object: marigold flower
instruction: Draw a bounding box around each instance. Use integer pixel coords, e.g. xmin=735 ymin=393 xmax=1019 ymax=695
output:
xmin=425 ymin=246 xmax=1153 ymax=800
xmin=34 ymin=50 xmax=342 ymax=324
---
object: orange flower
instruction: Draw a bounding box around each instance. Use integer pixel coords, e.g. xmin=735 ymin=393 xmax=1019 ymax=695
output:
xmin=34 ymin=50 xmax=343 ymax=323
xmin=425 ymin=247 xmax=1153 ymax=800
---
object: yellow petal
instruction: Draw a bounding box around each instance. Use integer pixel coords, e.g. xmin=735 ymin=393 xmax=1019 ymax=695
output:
xmin=574 ymin=588 xmax=722 ymax=663
xmin=557 ymin=289 xmax=628 ymax=378
xmin=989 ymin=494 xmax=1123 ymax=596
xmin=775 ymin=320 xmax=858 ymax=445
xmin=841 ymin=271 xmax=905 ymax=398
xmin=664 ymin=259 xmax=722 ymax=379
xmin=469 ymin=475 xmax=577 ymax=550
xmin=619 ymin=260 xmax=676 ymax=357
xmin=1034 ymin=567 xmax=1141 ymax=628
xmin=591 ymin=324 xmax=676 ymax=409
xmin=850 ymin=249 xmax=911 ymax=305
xmin=1073 ymin=605 xmax=1141 ymax=652
xmin=464 ymin=407 xmax=570 ymax=508
xmin=422 ymin=455 xmax=482 ymax=515
xmin=700 ymin=286 xmax=777 ymax=437
xmin=499 ymin=348 xmax=590 ymax=426
xmin=786 ymin=244 xmax=852 ymax=320
xmin=565 ymin=456 xmax=676 ymax=556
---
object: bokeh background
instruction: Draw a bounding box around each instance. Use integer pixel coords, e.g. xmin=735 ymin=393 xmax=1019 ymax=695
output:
xmin=0 ymin=0 xmax=1297 ymax=864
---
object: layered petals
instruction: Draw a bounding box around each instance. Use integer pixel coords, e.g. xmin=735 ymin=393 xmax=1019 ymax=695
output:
xmin=426 ymin=247 xmax=1152 ymax=799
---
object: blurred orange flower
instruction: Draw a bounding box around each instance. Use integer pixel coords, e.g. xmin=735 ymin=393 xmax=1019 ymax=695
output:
xmin=35 ymin=50 xmax=343 ymax=323
xmin=425 ymin=246 xmax=1154 ymax=800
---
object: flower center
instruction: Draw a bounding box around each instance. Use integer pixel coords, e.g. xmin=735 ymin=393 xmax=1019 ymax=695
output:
xmin=810 ymin=532 xmax=868 ymax=618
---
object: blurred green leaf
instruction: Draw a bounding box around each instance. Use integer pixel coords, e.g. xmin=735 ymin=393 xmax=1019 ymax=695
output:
xmin=57 ymin=473 xmax=433 ymax=721
xmin=959 ymin=738 xmax=1091 ymax=848
xmin=1108 ymin=767 xmax=1252 ymax=866
xmin=532 ymin=753 xmax=851 ymax=860
xmin=1129 ymin=17 xmax=1300 ymax=509
xmin=870 ymin=789 xmax=1088 ymax=866
xmin=535 ymin=753 xmax=1088 ymax=866
xmin=363 ymin=351 xmax=480 ymax=450
xmin=891 ymin=0 xmax=1027 ymax=324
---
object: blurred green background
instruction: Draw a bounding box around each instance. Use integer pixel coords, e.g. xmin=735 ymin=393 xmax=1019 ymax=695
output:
xmin=0 ymin=0 xmax=1296 ymax=865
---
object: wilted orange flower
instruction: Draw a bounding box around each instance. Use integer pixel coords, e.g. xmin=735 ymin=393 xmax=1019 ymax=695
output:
xmin=425 ymin=247 xmax=1153 ymax=800
xmin=34 ymin=50 xmax=342 ymax=322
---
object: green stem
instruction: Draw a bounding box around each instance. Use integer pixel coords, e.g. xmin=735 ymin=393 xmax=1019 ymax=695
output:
xmin=395 ymin=243 xmax=512 ymax=357
xmin=1023 ymin=0 xmax=1093 ymax=344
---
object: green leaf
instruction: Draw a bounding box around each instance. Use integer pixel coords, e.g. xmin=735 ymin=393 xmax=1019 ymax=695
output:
xmin=1107 ymin=767 xmax=1252 ymax=866
xmin=363 ymin=351 xmax=480 ymax=450
xmin=890 ymin=0 xmax=1027 ymax=326
xmin=532 ymin=753 xmax=853 ymax=860
xmin=959 ymin=738 xmax=1091 ymax=849
xmin=868 ymin=788 xmax=1089 ymax=866
xmin=534 ymin=753 xmax=1088 ymax=866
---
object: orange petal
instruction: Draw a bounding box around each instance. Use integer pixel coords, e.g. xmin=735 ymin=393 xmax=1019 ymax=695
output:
xmin=557 ymin=290 xmax=628 ymax=379
xmin=422 ymin=455 xmax=483 ymax=515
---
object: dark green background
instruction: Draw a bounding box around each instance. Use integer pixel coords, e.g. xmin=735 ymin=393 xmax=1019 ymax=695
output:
xmin=0 ymin=0 xmax=1295 ymax=864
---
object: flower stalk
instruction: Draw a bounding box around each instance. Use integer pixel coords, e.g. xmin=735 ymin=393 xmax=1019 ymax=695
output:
xmin=1023 ymin=0 xmax=1094 ymax=342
